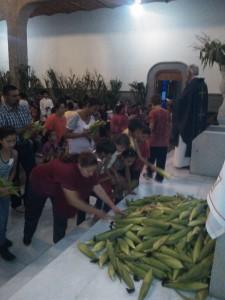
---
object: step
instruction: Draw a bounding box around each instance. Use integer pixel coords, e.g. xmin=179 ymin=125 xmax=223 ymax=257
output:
xmin=0 ymin=227 xmax=87 ymax=300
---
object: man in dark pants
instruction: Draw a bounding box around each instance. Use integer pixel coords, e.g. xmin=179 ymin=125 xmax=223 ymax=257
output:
xmin=147 ymin=94 xmax=171 ymax=182
xmin=0 ymin=85 xmax=35 ymax=208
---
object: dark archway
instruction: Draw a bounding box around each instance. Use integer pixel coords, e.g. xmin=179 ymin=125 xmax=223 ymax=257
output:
xmin=146 ymin=61 xmax=187 ymax=105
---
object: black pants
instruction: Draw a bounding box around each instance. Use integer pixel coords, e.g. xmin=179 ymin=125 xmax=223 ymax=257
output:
xmin=11 ymin=141 xmax=36 ymax=208
xmin=147 ymin=147 xmax=168 ymax=182
xmin=24 ymin=186 xmax=68 ymax=244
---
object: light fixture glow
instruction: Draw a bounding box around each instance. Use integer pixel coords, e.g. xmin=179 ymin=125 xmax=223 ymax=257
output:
xmin=130 ymin=0 xmax=143 ymax=18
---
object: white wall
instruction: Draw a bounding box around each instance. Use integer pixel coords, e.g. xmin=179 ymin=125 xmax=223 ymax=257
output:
xmin=0 ymin=0 xmax=225 ymax=92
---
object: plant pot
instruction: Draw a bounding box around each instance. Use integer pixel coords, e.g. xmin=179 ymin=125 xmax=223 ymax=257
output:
xmin=217 ymin=65 xmax=225 ymax=125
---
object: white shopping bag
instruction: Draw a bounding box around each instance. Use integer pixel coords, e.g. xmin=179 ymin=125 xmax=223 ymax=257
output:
xmin=206 ymin=161 xmax=225 ymax=239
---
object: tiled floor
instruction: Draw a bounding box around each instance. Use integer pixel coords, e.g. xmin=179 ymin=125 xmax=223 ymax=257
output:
xmin=0 ymin=151 xmax=216 ymax=299
xmin=0 ymin=199 xmax=80 ymax=288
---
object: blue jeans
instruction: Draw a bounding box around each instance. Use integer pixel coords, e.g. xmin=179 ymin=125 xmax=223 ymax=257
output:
xmin=0 ymin=197 xmax=10 ymax=247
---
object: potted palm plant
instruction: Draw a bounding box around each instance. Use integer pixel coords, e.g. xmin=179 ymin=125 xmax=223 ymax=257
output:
xmin=195 ymin=34 xmax=225 ymax=124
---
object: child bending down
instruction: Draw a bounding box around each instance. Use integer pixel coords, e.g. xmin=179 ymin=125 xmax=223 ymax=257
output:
xmin=113 ymin=148 xmax=139 ymax=196
xmin=94 ymin=138 xmax=116 ymax=212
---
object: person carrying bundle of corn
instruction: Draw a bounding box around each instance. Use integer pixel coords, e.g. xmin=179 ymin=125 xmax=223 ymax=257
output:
xmin=0 ymin=127 xmax=18 ymax=261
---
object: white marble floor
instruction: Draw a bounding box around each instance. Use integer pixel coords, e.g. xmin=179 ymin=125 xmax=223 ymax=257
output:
xmin=0 ymin=152 xmax=216 ymax=300
xmin=0 ymin=198 xmax=86 ymax=288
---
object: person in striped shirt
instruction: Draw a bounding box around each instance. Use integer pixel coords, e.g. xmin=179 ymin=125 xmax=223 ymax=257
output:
xmin=0 ymin=85 xmax=35 ymax=209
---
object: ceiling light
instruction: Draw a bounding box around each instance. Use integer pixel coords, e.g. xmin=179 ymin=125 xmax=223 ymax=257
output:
xmin=130 ymin=0 xmax=143 ymax=18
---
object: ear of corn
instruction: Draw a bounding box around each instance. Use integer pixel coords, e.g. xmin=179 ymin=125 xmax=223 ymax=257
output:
xmin=94 ymin=224 xmax=133 ymax=241
xmin=142 ymin=256 xmax=171 ymax=273
xmin=195 ymin=289 xmax=209 ymax=300
xmin=98 ymin=251 xmax=109 ymax=268
xmin=118 ymin=260 xmax=135 ymax=293
xmin=163 ymin=282 xmax=208 ymax=292
xmin=0 ymin=177 xmax=20 ymax=196
xmin=108 ymin=262 xmax=116 ymax=281
xmin=176 ymin=255 xmax=213 ymax=283
xmin=192 ymin=234 xmax=203 ymax=263
xmin=198 ymin=239 xmax=215 ymax=261
xmin=138 ymin=269 xmax=153 ymax=300
xmin=77 ymin=242 xmax=97 ymax=260
xmin=118 ymin=238 xmax=130 ymax=255
xmin=160 ymin=246 xmax=192 ymax=264
xmin=92 ymin=241 xmax=106 ymax=252
xmin=153 ymin=253 xmax=184 ymax=269
xmin=125 ymin=231 xmax=142 ymax=244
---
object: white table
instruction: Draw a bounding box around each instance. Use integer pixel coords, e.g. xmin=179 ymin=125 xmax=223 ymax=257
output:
xmin=8 ymin=180 xmax=217 ymax=300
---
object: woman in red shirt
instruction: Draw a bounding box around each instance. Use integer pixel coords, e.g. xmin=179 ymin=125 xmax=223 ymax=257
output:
xmin=110 ymin=104 xmax=128 ymax=136
xmin=23 ymin=152 xmax=121 ymax=244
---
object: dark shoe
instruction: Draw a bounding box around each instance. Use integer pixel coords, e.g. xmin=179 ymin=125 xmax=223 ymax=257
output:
xmin=0 ymin=246 xmax=16 ymax=261
xmin=14 ymin=206 xmax=25 ymax=214
xmin=5 ymin=239 xmax=13 ymax=248
xmin=143 ymin=173 xmax=153 ymax=181
xmin=11 ymin=194 xmax=22 ymax=209
xmin=155 ymin=178 xmax=163 ymax=183
xmin=23 ymin=236 xmax=32 ymax=246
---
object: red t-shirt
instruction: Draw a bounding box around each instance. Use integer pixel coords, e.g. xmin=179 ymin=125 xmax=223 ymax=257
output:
xmin=134 ymin=140 xmax=150 ymax=172
xmin=149 ymin=107 xmax=171 ymax=147
xmin=30 ymin=160 xmax=98 ymax=217
xmin=45 ymin=114 xmax=67 ymax=142
xmin=110 ymin=114 xmax=128 ymax=134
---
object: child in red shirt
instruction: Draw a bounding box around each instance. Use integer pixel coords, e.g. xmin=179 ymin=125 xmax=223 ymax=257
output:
xmin=147 ymin=95 xmax=171 ymax=182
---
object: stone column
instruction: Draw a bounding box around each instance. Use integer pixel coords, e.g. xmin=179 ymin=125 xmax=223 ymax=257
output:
xmin=6 ymin=13 xmax=29 ymax=86
xmin=4 ymin=0 xmax=42 ymax=86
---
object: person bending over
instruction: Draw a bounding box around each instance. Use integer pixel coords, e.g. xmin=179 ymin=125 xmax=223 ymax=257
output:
xmin=23 ymin=152 xmax=122 ymax=245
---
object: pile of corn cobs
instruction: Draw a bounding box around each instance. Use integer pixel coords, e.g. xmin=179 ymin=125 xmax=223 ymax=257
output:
xmin=78 ymin=195 xmax=215 ymax=300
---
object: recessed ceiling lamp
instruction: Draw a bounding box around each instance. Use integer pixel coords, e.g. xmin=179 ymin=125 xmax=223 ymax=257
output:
xmin=130 ymin=0 xmax=143 ymax=18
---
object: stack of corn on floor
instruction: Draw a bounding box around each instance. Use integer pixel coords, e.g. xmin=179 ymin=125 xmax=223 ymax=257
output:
xmin=2 ymin=154 xmax=218 ymax=300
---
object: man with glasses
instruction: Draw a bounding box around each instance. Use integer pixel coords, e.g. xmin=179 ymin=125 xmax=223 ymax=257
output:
xmin=0 ymin=85 xmax=35 ymax=209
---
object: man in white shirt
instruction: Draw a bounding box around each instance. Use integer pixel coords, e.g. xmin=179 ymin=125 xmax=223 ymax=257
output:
xmin=39 ymin=90 xmax=54 ymax=121
xmin=64 ymin=101 xmax=78 ymax=122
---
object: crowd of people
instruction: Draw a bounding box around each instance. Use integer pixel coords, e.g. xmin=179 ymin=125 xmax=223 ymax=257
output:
xmin=0 ymin=83 xmax=172 ymax=262
xmin=0 ymin=62 xmax=209 ymax=264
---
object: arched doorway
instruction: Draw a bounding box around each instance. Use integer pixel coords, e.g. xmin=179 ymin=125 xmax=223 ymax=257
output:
xmin=146 ymin=62 xmax=187 ymax=105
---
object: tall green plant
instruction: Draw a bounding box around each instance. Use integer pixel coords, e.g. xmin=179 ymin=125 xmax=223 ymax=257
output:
xmin=106 ymin=79 xmax=122 ymax=109
xmin=44 ymin=69 xmax=108 ymax=105
xmin=195 ymin=34 xmax=225 ymax=69
xmin=44 ymin=68 xmax=64 ymax=100
xmin=129 ymin=81 xmax=146 ymax=106
xmin=17 ymin=64 xmax=44 ymax=96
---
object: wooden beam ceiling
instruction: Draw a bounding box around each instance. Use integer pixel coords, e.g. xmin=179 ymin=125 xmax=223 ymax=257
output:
xmin=30 ymin=0 xmax=172 ymax=18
